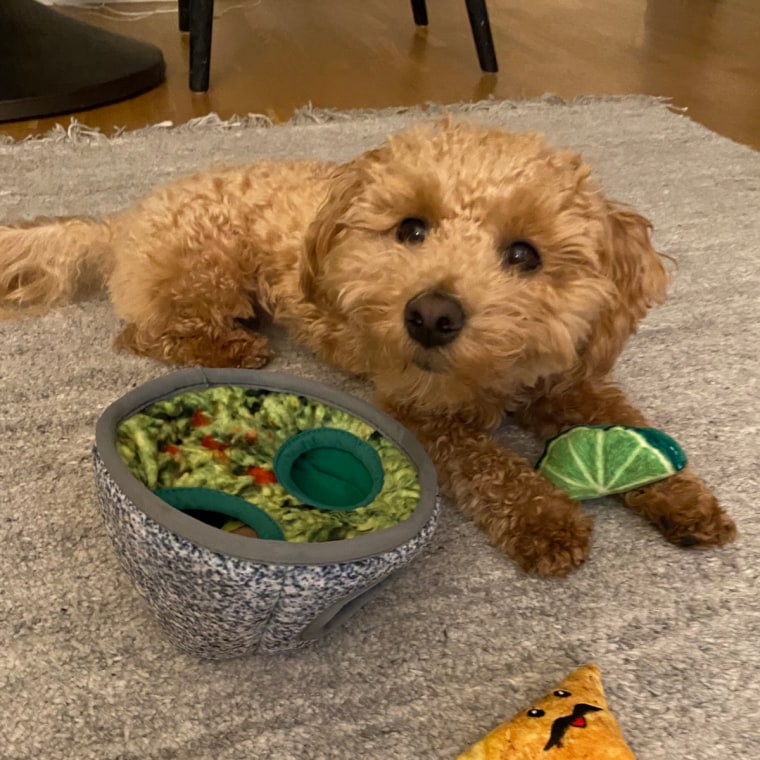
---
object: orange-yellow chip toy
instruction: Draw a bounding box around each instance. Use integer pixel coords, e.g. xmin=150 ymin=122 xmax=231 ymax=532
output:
xmin=457 ymin=664 xmax=635 ymax=759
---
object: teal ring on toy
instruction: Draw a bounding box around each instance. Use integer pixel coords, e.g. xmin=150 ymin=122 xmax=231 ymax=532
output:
xmin=155 ymin=487 xmax=285 ymax=540
xmin=273 ymin=428 xmax=385 ymax=511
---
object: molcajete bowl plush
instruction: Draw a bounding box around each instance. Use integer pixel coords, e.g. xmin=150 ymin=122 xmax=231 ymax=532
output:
xmin=92 ymin=367 xmax=439 ymax=658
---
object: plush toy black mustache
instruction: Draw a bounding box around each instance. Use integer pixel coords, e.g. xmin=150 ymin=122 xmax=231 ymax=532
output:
xmin=544 ymin=703 xmax=603 ymax=750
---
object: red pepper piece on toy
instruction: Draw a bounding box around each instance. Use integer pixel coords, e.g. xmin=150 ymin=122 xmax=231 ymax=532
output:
xmin=201 ymin=434 xmax=228 ymax=451
xmin=191 ymin=408 xmax=211 ymax=427
xmin=248 ymin=466 xmax=277 ymax=485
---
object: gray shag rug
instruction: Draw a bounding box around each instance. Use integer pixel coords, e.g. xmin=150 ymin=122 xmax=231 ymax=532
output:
xmin=1 ymin=97 xmax=758 ymax=760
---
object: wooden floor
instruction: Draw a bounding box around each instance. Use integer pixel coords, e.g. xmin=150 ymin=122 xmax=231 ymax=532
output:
xmin=2 ymin=0 xmax=759 ymax=149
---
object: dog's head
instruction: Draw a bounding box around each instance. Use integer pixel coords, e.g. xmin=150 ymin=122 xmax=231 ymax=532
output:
xmin=301 ymin=122 xmax=668 ymax=420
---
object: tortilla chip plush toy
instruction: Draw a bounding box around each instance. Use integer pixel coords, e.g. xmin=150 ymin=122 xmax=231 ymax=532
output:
xmin=457 ymin=664 xmax=635 ymax=759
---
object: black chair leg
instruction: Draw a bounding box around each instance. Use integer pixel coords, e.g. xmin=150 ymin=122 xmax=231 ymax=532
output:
xmin=178 ymin=0 xmax=190 ymax=32
xmin=465 ymin=0 xmax=498 ymax=73
xmin=410 ymin=0 xmax=429 ymax=27
xmin=189 ymin=0 xmax=214 ymax=92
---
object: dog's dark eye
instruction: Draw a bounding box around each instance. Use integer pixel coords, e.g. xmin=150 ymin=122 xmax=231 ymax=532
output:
xmin=396 ymin=217 xmax=428 ymax=245
xmin=502 ymin=241 xmax=541 ymax=272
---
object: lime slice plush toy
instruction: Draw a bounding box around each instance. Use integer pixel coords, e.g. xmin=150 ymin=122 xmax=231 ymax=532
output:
xmin=536 ymin=425 xmax=687 ymax=501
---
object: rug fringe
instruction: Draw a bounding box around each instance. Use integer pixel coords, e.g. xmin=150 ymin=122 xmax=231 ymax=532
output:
xmin=0 ymin=94 xmax=674 ymax=146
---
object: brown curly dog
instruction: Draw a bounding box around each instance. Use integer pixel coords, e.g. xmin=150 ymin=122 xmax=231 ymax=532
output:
xmin=0 ymin=121 xmax=736 ymax=576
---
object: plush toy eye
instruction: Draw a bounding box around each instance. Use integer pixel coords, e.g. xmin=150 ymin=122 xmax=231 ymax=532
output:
xmin=396 ymin=217 xmax=428 ymax=245
xmin=527 ymin=708 xmax=545 ymax=718
xmin=554 ymin=690 xmax=572 ymax=698
xmin=502 ymin=240 xmax=541 ymax=271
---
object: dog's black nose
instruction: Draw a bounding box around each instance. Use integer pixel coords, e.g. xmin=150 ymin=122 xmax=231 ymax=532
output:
xmin=404 ymin=291 xmax=466 ymax=348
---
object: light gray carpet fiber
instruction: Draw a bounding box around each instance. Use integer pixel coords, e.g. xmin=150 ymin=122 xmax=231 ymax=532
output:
xmin=1 ymin=98 xmax=758 ymax=759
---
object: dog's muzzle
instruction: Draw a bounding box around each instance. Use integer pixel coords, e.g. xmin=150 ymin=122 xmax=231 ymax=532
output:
xmin=404 ymin=290 xmax=466 ymax=348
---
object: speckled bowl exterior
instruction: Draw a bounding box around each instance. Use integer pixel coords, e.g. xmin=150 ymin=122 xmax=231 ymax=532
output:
xmin=93 ymin=368 xmax=439 ymax=658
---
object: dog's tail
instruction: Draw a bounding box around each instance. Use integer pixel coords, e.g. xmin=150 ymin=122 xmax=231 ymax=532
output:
xmin=0 ymin=217 xmax=113 ymax=319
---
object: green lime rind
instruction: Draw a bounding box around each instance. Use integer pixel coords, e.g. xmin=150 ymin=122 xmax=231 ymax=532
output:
xmin=634 ymin=427 xmax=688 ymax=471
xmin=535 ymin=425 xmax=687 ymax=501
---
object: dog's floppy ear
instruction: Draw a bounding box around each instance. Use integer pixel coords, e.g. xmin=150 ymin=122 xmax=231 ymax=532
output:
xmin=581 ymin=202 xmax=670 ymax=375
xmin=300 ymin=165 xmax=360 ymax=303
xmin=300 ymin=150 xmax=381 ymax=303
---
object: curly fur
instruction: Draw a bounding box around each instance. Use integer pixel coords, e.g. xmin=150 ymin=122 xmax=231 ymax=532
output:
xmin=0 ymin=121 xmax=736 ymax=576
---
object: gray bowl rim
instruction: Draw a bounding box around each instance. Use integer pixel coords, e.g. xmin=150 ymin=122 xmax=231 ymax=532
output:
xmin=95 ymin=367 xmax=438 ymax=566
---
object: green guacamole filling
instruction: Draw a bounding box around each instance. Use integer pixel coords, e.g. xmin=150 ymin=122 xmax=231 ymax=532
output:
xmin=116 ymin=386 xmax=421 ymax=542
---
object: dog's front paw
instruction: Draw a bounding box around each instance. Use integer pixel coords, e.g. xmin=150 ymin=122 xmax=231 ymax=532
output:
xmin=230 ymin=337 xmax=274 ymax=369
xmin=114 ymin=324 xmax=274 ymax=368
xmin=486 ymin=492 xmax=594 ymax=578
xmin=623 ymin=469 xmax=737 ymax=548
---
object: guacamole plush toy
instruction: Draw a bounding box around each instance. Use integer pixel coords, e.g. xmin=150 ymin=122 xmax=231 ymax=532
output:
xmin=536 ymin=425 xmax=687 ymax=501
xmin=457 ymin=664 xmax=636 ymax=759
